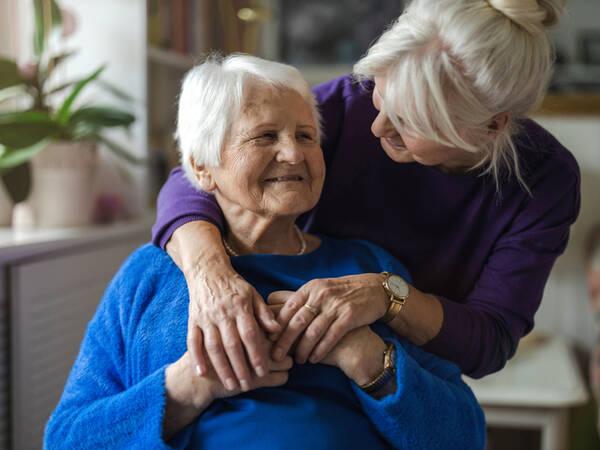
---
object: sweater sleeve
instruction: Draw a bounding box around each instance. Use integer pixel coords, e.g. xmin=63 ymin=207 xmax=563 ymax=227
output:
xmin=152 ymin=166 xmax=224 ymax=249
xmin=424 ymin=138 xmax=581 ymax=378
xmin=44 ymin=269 xmax=193 ymax=449
xmin=352 ymin=333 xmax=486 ymax=450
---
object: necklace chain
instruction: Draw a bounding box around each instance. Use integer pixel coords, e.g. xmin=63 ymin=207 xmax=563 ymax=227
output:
xmin=223 ymin=225 xmax=307 ymax=257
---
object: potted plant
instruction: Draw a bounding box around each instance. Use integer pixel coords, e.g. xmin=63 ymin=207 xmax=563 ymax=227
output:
xmin=0 ymin=0 xmax=142 ymax=227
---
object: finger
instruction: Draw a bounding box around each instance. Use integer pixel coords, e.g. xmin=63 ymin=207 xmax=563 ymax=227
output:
xmin=219 ymin=321 xmax=253 ymax=391
xmin=309 ymin=321 xmax=349 ymax=364
xmin=205 ymin=325 xmax=238 ymax=391
xmin=293 ymin=313 xmax=335 ymax=364
xmin=269 ymin=355 xmax=294 ymax=371
xmin=236 ymin=313 xmax=269 ymax=378
xmin=267 ymin=303 xmax=284 ymax=316
xmin=254 ymin=295 xmax=282 ymax=334
xmin=188 ymin=325 xmax=209 ymax=376
xmin=267 ymin=290 xmax=295 ymax=305
xmin=273 ymin=306 xmax=317 ymax=361
xmin=270 ymin=290 xmax=308 ymax=341
xmin=255 ymin=371 xmax=289 ymax=389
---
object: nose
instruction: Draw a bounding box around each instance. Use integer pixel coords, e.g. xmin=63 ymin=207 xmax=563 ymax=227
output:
xmin=275 ymin=136 xmax=304 ymax=165
xmin=371 ymin=109 xmax=396 ymax=138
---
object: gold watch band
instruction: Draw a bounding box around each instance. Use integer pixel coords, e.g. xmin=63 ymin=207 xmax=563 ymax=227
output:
xmin=359 ymin=342 xmax=396 ymax=393
xmin=380 ymin=272 xmax=408 ymax=323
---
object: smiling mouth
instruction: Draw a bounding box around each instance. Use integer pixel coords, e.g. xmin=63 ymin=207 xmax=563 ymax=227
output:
xmin=383 ymin=137 xmax=407 ymax=150
xmin=263 ymin=175 xmax=305 ymax=182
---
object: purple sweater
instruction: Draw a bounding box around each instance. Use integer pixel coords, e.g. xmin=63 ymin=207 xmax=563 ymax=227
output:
xmin=152 ymin=75 xmax=580 ymax=378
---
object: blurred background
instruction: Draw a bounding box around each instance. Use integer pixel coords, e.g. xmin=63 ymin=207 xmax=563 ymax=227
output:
xmin=1 ymin=0 xmax=600 ymax=449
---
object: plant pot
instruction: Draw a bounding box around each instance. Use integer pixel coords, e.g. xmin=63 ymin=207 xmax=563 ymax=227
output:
xmin=28 ymin=140 xmax=98 ymax=227
xmin=0 ymin=180 xmax=13 ymax=226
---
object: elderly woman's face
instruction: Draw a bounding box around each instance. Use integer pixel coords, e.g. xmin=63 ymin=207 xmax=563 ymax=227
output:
xmin=205 ymin=85 xmax=325 ymax=217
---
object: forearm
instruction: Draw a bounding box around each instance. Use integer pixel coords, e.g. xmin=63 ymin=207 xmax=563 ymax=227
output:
xmin=166 ymin=221 xmax=229 ymax=275
xmin=422 ymin=297 xmax=518 ymax=377
xmin=385 ymin=285 xmax=444 ymax=346
xmin=163 ymin=361 xmax=213 ymax=441
xmin=351 ymin=339 xmax=486 ymax=450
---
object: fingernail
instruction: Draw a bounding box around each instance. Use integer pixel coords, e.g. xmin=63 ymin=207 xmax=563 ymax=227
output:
xmin=256 ymin=365 xmax=267 ymax=377
xmin=225 ymin=378 xmax=236 ymax=391
xmin=195 ymin=365 xmax=202 ymax=377
xmin=309 ymin=355 xmax=318 ymax=364
xmin=273 ymin=347 xmax=284 ymax=361
xmin=240 ymin=379 xmax=250 ymax=391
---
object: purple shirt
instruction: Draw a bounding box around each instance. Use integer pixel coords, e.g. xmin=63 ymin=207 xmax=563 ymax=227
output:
xmin=152 ymin=75 xmax=580 ymax=378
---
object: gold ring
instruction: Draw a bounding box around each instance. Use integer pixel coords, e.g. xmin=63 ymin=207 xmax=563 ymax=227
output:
xmin=303 ymin=304 xmax=319 ymax=315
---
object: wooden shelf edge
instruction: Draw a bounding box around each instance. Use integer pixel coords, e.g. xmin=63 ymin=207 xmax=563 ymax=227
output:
xmin=534 ymin=94 xmax=600 ymax=116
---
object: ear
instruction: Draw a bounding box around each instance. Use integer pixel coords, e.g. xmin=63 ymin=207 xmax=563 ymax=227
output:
xmin=189 ymin=156 xmax=216 ymax=192
xmin=487 ymin=112 xmax=510 ymax=134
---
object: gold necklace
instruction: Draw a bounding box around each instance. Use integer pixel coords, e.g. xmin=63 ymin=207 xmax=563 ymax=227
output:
xmin=223 ymin=225 xmax=307 ymax=257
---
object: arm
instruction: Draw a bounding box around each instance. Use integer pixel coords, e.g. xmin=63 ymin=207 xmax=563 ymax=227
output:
xmin=45 ymin=276 xmax=193 ymax=449
xmin=351 ymin=333 xmax=486 ymax=450
xmin=45 ymin=262 xmax=293 ymax=449
xmin=319 ymin=326 xmax=486 ymax=450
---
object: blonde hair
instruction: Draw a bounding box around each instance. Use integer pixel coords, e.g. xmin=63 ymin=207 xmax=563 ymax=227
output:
xmin=176 ymin=54 xmax=321 ymax=189
xmin=354 ymin=0 xmax=565 ymax=192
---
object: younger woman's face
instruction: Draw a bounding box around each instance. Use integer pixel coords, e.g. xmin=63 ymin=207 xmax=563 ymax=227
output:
xmin=371 ymin=76 xmax=480 ymax=171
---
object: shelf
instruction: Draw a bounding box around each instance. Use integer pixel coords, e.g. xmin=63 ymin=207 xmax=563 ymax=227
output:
xmin=147 ymin=46 xmax=196 ymax=70
xmin=0 ymin=216 xmax=153 ymax=265
xmin=534 ymin=94 xmax=600 ymax=116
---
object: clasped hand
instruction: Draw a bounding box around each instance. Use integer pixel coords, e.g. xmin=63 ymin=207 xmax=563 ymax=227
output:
xmin=186 ymin=267 xmax=389 ymax=390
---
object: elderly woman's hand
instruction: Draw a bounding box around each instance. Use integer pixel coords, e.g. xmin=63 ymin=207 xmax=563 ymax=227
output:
xmin=164 ymin=350 xmax=293 ymax=440
xmin=318 ymin=326 xmax=388 ymax=387
xmin=268 ymin=274 xmax=389 ymax=364
xmin=185 ymin=261 xmax=281 ymax=390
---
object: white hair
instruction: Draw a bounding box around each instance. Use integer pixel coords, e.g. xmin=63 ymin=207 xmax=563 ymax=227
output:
xmin=176 ymin=54 xmax=321 ymax=188
xmin=354 ymin=0 xmax=565 ymax=193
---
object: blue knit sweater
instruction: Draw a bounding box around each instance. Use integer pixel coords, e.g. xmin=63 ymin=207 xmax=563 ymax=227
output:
xmin=45 ymin=237 xmax=485 ymax=449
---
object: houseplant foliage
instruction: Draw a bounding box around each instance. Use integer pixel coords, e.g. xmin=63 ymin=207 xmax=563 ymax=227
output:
xmin=0 ymin=0 xmax=141 ymax=204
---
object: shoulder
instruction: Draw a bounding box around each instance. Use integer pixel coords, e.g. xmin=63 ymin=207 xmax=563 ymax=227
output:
xmin=515 ymin=119 xmax=580 ymax=190
xmin=318 ymin=236 xmax=412 ymax=282
xmin=312 ymin=74 xmax=372 ymax=104
xmin=101 ymin=244 xmax=181 ymax=318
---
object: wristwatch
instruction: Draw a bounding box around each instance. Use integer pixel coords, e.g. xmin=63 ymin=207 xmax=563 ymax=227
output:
xmin=359 ymin=341 xmax=396 ymax=394
xmin=380 ymin=271 xmax=410 ymax=323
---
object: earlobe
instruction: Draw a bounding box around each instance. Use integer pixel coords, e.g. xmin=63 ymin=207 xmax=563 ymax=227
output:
xmin=189 ymin=157 xmax=216 ymax=192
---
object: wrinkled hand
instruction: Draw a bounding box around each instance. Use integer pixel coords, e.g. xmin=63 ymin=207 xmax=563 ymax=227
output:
xmin=268 ymin=274 xmax=388 ymax=364
xmin=185 ymin=263 xmax=281 ymax=391
xmin=164 ymin=350 xmax=292 ymax=439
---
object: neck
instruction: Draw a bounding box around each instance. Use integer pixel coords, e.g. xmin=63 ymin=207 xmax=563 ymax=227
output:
xmin=221 ymin=204 xmax=303 ymax=256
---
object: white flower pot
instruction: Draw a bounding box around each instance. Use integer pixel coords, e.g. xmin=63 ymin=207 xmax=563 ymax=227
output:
xmin=28 ymin=141 xmax=98 ymax=227
xmin=0 ymin=180 xmax=13 ymax=226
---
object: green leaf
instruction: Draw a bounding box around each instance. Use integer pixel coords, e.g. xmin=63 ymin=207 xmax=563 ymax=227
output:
xmin=0 ymin=111 xmax=61 ymax=148
xmin=97 ymin=79 xmax=137 ymax=103
xmin=55 ymin=65 xmax=105 ymax=126
xmin=45 ymin=79 xmax=78 ymax=96
xmin=95 ymin=134 xmax=146 ymax=166
xmin=0 ymin=140 xmax=47 ymax=171
xmin=33 ymin=0 xmax=63 ymax=57
xmin=40 ymin=50 xmax=77 ymax=87
xmin=0 ymin=58 xmax=25 ymax=90
xmin=0 ymin=161 xmax=32 ymax=203
xmin=70 ymin=106 xmax=135 ymax=128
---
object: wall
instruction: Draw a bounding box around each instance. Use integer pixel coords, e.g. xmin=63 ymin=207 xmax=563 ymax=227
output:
xmin=532 ymin=115 xmax=600 ymax=350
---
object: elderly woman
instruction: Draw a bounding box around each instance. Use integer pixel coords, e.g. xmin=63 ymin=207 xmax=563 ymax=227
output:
xmin=153 ymin=0 xmax=580 ymax=389
xmin=45 ymin=55 xmax=485 ymax=449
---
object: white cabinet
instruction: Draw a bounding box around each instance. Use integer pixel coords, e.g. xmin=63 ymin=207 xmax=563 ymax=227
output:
xmin=0 ymin=220 xmax=151 ymax=450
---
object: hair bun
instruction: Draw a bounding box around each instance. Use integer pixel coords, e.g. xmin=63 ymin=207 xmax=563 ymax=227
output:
xmin=487 ymin=0 xmax=564 ymax=34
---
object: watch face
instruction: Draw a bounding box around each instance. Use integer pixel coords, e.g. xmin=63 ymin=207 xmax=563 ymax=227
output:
xmin=388 ymin=275 xmax=409 ymax=298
